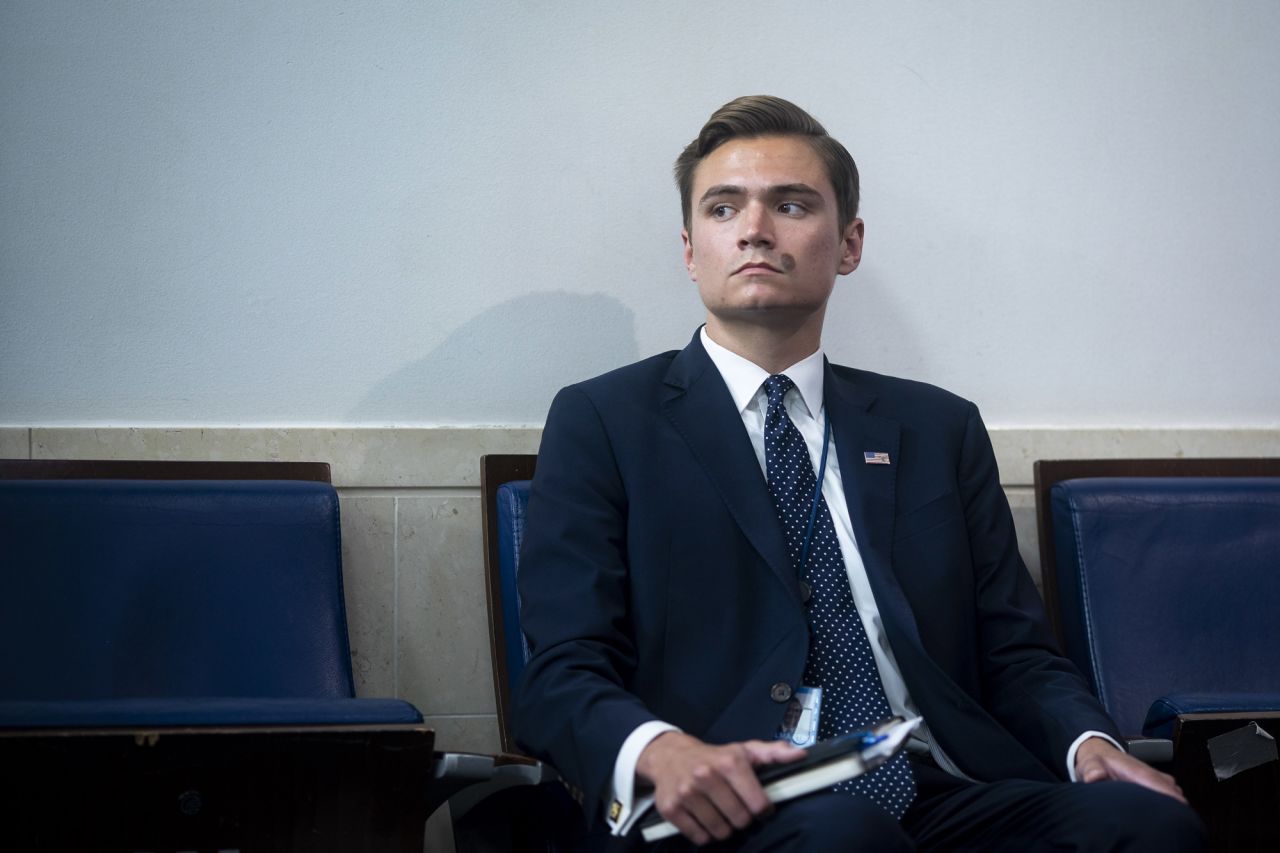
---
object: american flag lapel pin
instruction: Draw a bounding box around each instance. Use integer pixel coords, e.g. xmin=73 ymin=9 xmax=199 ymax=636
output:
xmin=864 ymin=451 xmax=891 ymax=465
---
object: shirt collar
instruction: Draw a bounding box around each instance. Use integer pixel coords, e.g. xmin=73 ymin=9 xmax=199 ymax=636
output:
xmin=699 ymin=326 xmax=825 ymax=419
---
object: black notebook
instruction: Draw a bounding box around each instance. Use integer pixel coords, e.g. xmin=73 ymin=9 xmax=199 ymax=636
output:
xmin=638 ymin=716 xmax=921 ymax=842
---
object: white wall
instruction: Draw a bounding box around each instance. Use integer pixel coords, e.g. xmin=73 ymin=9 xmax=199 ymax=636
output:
xmin=2 ymin=1 xmax=1277 ymax=427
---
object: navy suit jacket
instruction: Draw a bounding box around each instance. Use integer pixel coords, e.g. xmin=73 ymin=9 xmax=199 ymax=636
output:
xmin=514 ymin=330 xmax=1119 ymax=821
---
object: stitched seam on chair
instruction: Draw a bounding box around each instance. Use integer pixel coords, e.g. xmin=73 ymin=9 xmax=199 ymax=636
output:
xmin=499 ymin=486 xmax=533 ymax=666
xmin=1068 ymin=493 xmax=1106 ymax=701
xmin=1165 ymin=700 xmax=1261 ymax=715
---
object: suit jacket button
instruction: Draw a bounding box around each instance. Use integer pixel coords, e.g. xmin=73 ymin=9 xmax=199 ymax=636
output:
xmin=799 ymin=581 xmax=812 ymax=603
xmin=770 ymin=682 xmax=792 ymax=703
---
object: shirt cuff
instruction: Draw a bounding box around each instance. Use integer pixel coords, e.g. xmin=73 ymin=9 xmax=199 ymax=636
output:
xmin=1066 ymin=730 xmax=1126 ymax=781
xmin=606 ymin=720 xmax=680 ymax=836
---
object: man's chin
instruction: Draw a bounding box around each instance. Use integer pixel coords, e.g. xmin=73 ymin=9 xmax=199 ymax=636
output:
xmin=711 ymin=304 xmax=824 ymax=324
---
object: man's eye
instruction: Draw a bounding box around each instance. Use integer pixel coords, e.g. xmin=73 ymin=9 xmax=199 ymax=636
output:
xmin=711 ymin=204 xmax=734 ymax=219
xmin=778 ymin=202 xmax=806 ymax=215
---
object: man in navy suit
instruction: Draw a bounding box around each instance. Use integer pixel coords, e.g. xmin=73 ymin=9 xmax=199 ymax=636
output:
xmin=514 ymin=96 xmax=1204 ymax=851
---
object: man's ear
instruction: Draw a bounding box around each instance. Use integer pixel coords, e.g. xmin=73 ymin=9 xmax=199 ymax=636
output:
xmin=837 ymin=218 xmax=864 ymax=275
xmin=682 ymin=228 xmax=697 ymax=281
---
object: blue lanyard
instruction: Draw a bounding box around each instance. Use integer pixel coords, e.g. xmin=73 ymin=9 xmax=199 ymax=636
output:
xmin=797 ymin=411 xmax=832 ymax=574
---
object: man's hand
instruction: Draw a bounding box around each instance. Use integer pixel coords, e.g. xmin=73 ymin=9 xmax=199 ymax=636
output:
xmin=635 ymin=731 xmax=805 ymax=845
xmin=1074 ymin=736 xmax=1187 ymax=803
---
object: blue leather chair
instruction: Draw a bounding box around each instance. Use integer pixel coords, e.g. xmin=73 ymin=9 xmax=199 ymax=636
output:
xmin=0 ymin=460 xmax=432 ymax=848
xmin=0 ymin=463 xmax=421 ymax=728
xmin=1034 ymin=459 xmax=1280 ymax=850
xmin=481 ymin=454 xmax=538 ymax=755
xmin=1034 ymin=460 xmax=1280 ymax=744
xmin=475 ymin=454 xmax=587 ymax=852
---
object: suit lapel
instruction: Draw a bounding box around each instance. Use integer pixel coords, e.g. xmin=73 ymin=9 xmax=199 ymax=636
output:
xmin=824 ymin=364 xmax=927 ymax=653
xmin=661 ymin=334 xmax=795 ymax=595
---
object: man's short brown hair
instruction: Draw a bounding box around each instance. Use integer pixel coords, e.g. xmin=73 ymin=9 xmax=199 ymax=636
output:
xmin=674 ymin=95 xmax=860 ymax=233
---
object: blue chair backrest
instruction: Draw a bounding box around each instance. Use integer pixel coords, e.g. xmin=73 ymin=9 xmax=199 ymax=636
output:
xmin=0 ymin=479 xmax=355 ymax=701
xmin=1050 ymin=476 xmax=1280 ymax=737
xmin=495 ymin=480 xmax=533 ymax=693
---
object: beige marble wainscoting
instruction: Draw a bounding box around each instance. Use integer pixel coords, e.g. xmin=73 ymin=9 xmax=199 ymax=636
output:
xmin=3 ymin=426 xmax=1278 ymax=755
xmin=0 ymin=428 xmax=30 ymax=460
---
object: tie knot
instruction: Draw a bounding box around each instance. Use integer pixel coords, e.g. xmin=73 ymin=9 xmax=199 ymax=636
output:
xmin=763 ymin=374 xmax=796 ymax=412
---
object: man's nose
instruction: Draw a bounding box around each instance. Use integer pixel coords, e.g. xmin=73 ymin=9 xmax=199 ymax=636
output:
xmin=737 ymin=203 xmax=774 ymax=249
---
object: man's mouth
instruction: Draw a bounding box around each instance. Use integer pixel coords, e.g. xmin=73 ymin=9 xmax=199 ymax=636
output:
xmin=734 ymin=261 xmax=783 ymax=275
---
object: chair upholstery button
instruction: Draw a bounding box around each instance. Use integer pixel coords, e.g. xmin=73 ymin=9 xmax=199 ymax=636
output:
xmin=799 ymin=581 xmax=811 ymax=603
xmin=770 ymin=682 xmax=792 ymax=703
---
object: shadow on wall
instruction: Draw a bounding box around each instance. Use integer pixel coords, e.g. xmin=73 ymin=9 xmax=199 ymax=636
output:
xmin=351 ymin=292 xmax=640 ymax=424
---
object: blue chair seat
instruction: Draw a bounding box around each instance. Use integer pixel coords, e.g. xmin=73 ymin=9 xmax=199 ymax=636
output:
xmin=1143 ymin=692 xmax=1280 ymax=739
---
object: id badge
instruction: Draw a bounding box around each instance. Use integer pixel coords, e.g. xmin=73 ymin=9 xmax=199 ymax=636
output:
xmin=776 ymin=685 xmax=822 ymax=747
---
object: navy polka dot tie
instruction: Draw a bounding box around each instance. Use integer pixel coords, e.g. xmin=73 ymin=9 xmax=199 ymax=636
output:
xmin=762 ymin=374 xmax=915 ymax=819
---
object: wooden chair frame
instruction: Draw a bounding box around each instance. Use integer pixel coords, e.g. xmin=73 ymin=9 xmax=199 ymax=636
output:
xmin=479 ymin=453 xmax=538 ymax=756
xmin=0 ymin=459 xmax=331 ymax=483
